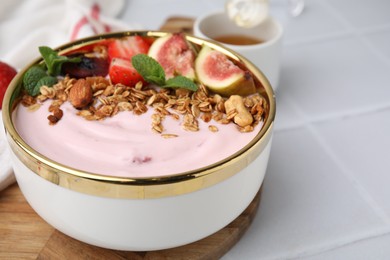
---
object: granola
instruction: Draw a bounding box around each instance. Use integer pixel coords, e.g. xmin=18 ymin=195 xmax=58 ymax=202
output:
xmin=22 ymin=76 xmax=267 ymax=135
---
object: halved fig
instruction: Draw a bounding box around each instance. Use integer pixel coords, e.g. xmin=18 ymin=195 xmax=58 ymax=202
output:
xmin=148 ymin=33 xmax=196 ymax=80
xmin=195 ymin=46 xmax=256 ymax=96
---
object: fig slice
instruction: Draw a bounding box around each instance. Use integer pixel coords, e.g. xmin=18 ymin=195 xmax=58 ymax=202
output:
xmin=148 ymin=33 xmax=196 ymax=80
xmin=195 ymin=46 xmax=256 ymax=96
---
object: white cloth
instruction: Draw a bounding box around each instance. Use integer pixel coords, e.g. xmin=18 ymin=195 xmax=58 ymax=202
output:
xmin=0 ymin=113 xmax=14 ymax=191
xmin=0 ymin=0 xmax=141 ymax=191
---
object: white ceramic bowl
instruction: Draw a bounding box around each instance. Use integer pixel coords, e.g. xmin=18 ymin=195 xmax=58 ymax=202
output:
xmin=2 ymin=31 xmax=275 ymax=251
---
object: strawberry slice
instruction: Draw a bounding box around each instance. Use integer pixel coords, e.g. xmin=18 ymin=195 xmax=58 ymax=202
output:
xmin=0 ymin=61 xmax=17 ymax=108
xmin=109 ymin=58 xmax=144 ymax=87
xmin=108 ymin=36 xmax=150 ymax=61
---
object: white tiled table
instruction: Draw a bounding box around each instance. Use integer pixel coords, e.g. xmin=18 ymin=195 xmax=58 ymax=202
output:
xmin=122 ymin=0 xmax=390 ymax=259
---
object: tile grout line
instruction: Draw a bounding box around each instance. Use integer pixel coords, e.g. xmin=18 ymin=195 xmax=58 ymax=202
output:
xmin=273 ymin=101 xmax=390 ymax=133
xmin=355 ymin=31 xmax=390 ymax=67
xmin=320 ymin=0 xmax=390 ymax=67
xmin=281 ymin=94 xmax=390 ymax=226
xmin=282 ymin=1 xmax=390 ymax=67
xmin=283 ymin=30 xmax=353 ymax=47
xmin=259 ymin=226 xmax=390 ymax=260
xmin=291 ymin=227 xmax=390 ymax=259
xmin=359 ymin=23 xmax=390 ymax=34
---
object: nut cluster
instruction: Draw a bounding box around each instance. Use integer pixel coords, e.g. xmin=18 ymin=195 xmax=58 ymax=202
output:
xmin=21 ymin=76 xmax=268 ymax=135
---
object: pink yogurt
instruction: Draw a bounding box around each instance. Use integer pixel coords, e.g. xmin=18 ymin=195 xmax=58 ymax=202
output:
xmin=13 ymin=101 xmax=262 ymax=178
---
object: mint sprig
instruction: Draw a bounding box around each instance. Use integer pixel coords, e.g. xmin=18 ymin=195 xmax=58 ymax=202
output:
xmin=23 ymin=46 xmax=81 ymax=96
xmin=132 ymin=54 xmax=165 ymax=86
xmin=131 ymin=54 xmax=198 ymax=91
xmin=39 ymin=46 xmax=81 ymax=76
xmin=23 ymin=66 xmax=56 ymax=96
xmin=166 ymin=76 xmax=198 ymax=91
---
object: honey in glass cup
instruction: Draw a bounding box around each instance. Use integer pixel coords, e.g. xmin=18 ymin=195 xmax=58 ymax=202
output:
xmin=213 ymin=34 xmax=264 ymax=45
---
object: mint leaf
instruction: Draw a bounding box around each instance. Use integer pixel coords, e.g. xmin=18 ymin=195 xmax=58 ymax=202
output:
xmin=23 ymin=66 xmax=48 ymax=96
xmin=131 ymin=54 xmax=165 ymax=86
xmin=39 ymin=46 xmax=80 ymax=76
xmin=165 ymin=76 xmax=198 ymax=91
xmin=132 ymin=54 xmax=199 ymax=92
xmin=34 ymin=76 xmax=57 ymax=94
xmin=23 ymin=66 xmax=58 ymax=96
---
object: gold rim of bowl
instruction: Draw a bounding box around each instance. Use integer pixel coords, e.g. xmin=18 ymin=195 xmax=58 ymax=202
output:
xmin=2 ymin=31 xmax=276 ymax=199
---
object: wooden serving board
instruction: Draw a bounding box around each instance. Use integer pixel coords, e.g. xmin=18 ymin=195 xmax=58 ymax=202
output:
xmin=0 ymin=183 xmax=262 ymax=259
xmin=0 ymin=17 xmax=263 ymax=259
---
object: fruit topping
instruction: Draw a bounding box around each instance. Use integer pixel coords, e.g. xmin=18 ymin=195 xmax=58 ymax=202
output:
xmin=64 ymin=39 xmax=112 ymax=56
xmin=23 ymin=46 xmax=83 ymax=96
xmin=0 ymin=61 xmax=17 ymax=108
xmin=107 ymin=36 xmax=151 ymax=86
xmin=131 ymin=54 xmax=198 ymax=91
xmin=108 ymin=35 xmax=150 ymax=61
xmin=195 ymin=46 xmax=256 ymax=96
xmin=148 ymin=33 xmax=196 ymax=80
xmin=18 ymin=36 xmax=268 ymax=133
xmin=132 ymin=156 xmax=152 ymax=164
xmin=62 ymin=55 xmax=109 ymax=79
xmin=109 ymin=58 xmax=144 ymax=87
xmin=39 ymin=46 xmax=81 ymax=76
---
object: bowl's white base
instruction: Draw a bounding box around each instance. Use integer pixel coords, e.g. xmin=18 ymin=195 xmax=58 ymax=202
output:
xmin=12 ymin=139 xmax=271 ymax=251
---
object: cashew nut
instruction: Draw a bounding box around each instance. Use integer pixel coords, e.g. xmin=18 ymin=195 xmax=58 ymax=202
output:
xmin=224 ymin=95 xmax=253 ymax=127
